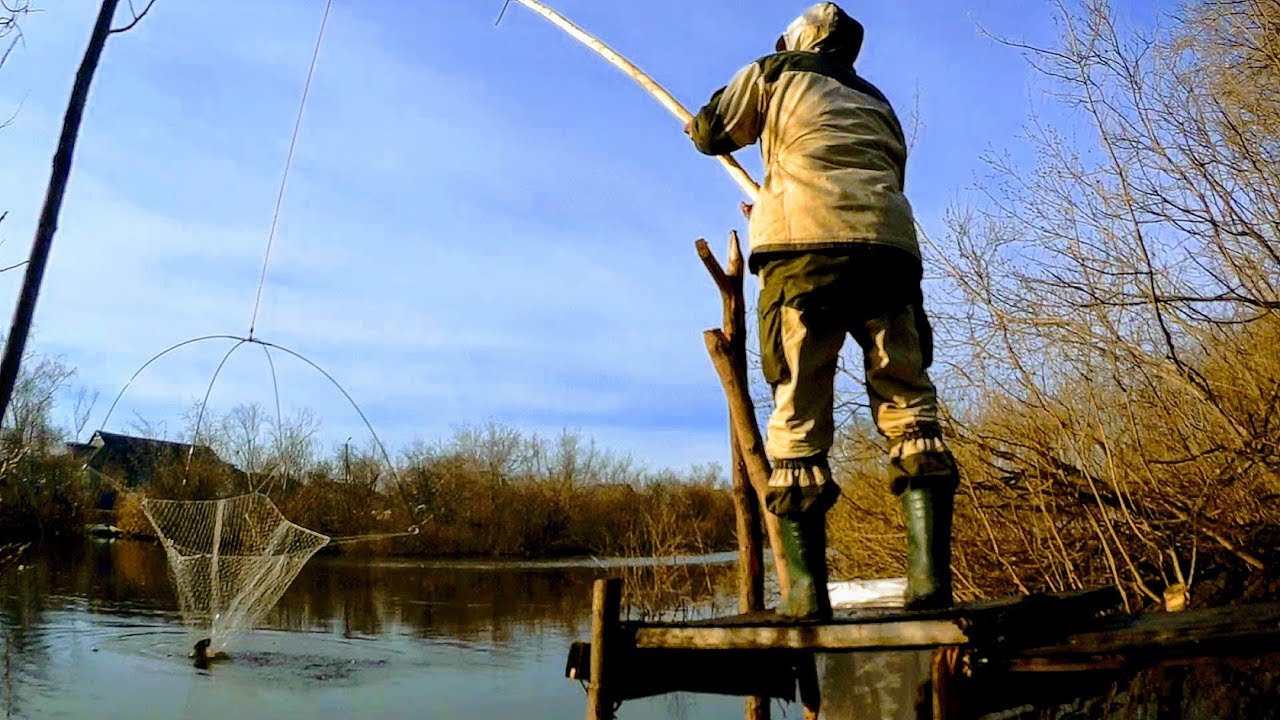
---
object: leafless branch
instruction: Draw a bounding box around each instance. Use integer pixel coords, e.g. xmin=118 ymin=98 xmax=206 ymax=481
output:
xmin=108 ymin=0 xmax=155 ymax=34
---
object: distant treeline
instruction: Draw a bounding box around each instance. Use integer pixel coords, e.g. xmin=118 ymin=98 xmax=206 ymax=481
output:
xmin=0 ymin=352 xmax=734 ymax=559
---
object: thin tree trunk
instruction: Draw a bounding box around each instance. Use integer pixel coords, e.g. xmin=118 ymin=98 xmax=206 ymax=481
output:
xmin=705 ymin=231 xmax=770 ymax=720
xmin=696 ymin=232 xmax=790 ymax=595
xmin=0 ymin=0 xmax=121 ymax=424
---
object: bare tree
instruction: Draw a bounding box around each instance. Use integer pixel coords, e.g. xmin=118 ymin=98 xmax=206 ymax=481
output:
xmin=1 ymin=348 xmax=73 ymax=450
xmin=828 ymin=0 xmax=1280 ymax=609
xmin=264 ymin=406 xmax=319 ymax=493
xmin=0 ymin=1 xmax=33 ymax=91
xmin=1 ymin=2 xmax=34 ymax=278
xmin=222 ymin=401 xmax=267 ymax=483
xmin=0 ymin=0 xmax=160 ymax=430
xmin=68 ymin=385 xmax=97 ymax=441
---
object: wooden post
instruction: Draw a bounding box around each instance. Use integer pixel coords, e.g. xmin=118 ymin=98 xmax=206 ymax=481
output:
xmin=696 ymin=233 xmax=789 ymax=592
xmin=930 ymin=646 xmax=965 ymax=720
xmin=710 ymin=231 xmax=766 ymax=615
xmin=697 ymin=231 xmax=775 ymax=720
xmin=1156 ymin=665 xmax=1186 ymax=720
xmin=586 ymin=578 xmax=623 ymax=720
xmin=796 ymin=656 xmax=821 ymax=720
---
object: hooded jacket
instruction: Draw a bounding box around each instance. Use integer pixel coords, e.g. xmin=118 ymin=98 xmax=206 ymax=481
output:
xmin=690 ymin=3 xmax=918 ymax=272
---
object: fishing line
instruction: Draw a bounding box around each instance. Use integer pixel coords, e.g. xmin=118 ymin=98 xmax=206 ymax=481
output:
xmin=248 ymin=0 xmax=333 ymax=339
xmin=93 ymin=335 xmax=405 ymax=490
xmin=254 ymin=342 xmax=286 ymax=495
xmin=93 ymin=0 xmax=408 ymax=500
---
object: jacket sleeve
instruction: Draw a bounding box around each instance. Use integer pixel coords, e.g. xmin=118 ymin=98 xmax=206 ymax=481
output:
xmin=689 ymin=61 xmax=766 ymax=156
xmin=887 ymin=107 xmax=909 ymax=191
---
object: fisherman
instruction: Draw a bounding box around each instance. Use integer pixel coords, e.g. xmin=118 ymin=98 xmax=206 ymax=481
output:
xmin=686 ymin=2 xmax=959 ymax=617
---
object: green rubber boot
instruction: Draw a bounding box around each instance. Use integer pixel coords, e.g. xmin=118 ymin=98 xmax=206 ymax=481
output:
xmin=776 ymin=513 xmax=832 ymax=621
xmin=901 ymin=483 xmax=955 ymax=611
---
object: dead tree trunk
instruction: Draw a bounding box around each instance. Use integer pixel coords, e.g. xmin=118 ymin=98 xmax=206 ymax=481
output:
xmin=697 ymin=231 xmax=783 ymax=720
xmin=0 ymin=0 xmax=121 ymax=423
xmin=699 ymin=232 xmax=827 ymax=719
xmin=696 ymin=232 xmax=787 ymax=590
xmin=701 ymin=233 xmax=768 ymax=712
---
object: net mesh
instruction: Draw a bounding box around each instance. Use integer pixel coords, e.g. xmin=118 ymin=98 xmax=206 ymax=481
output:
xmin=142 ymin=493 xmax=330 ymax=650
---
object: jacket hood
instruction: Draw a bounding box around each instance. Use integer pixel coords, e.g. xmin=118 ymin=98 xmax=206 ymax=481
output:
xmin=776 ymin=3 xmax=864 ymax=64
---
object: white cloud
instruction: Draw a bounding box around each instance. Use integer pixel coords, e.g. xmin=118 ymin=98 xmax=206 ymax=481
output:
xmin=13 ymin=0 xmax=1016 ymax=472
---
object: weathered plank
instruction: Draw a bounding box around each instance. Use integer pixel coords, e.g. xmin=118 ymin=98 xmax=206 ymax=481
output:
xmin=627 ymin=587 xmax=1122 ymax=653
xmin=633 ymin=617 xmax=970 ymax=651
xmin=566 ymin=645 xmax=798 ymax=702
xmin=1008 ymin=600 xmax=1280 ymax=666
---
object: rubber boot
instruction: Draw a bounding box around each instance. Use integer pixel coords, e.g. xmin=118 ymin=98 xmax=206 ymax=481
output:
xmin=776 ymin=513 xmax=833 ymax=621
xmin=901 ymin=483 xmax=954 ymax=611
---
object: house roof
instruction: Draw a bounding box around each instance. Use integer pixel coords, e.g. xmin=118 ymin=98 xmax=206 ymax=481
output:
xmin=69 ymin=430 xmax=242 ymax=485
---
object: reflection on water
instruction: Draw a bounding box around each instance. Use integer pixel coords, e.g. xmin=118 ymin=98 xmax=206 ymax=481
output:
xmin=6 ymin=541 xmax=1276 ymax=719
xmin=0 ymin=540 xmax=951 ymax=720
xmin=0 ymin=540 xmax=756 ymax=720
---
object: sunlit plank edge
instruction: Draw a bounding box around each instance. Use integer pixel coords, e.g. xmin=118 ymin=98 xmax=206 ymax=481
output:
xmin=633 ymin=619 xmax=969 ymax=651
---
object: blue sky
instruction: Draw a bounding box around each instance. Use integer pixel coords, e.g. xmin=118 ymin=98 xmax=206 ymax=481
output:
xmin=0 ymin=1 xmax=1134 ymax=471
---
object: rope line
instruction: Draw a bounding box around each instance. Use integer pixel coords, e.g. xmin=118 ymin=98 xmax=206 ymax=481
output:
xmin=184 ymin=338 xmax=250 ymax=474
xmin=253 ymin=343 xmax=286 ymax=494
xmin=97 ymin=334 xmax=247 ymax=431
xmin=248 ymin=0 xmax=334 ymax=339
xmin=88 ymin=1 xmax=420 ymax=537
xmin=93 ymin=335 xmax=404 ymax=493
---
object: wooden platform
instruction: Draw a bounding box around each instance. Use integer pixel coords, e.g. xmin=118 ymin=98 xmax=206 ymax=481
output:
xmin=566 ymin=579 xmax=1280 ymax=719
xmin=628 ymin=587 xmax=1121 ymax=654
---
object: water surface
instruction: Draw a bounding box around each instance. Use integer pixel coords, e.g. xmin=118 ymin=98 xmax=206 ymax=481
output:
xmin=0 ymin=540 xmax=753 ymax=720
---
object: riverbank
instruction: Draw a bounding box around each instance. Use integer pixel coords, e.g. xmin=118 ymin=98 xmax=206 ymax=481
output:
xmin=1 ymin=422 xmax=740 ymax=561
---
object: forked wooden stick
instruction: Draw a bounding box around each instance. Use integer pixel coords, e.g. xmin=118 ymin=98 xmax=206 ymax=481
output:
xmin=696 ymin=232 xmax=789 ymax=595
xmin=509 ymin=0 xmax=760 ymax=202
xmin=699 ymin=231 xmax=774 ymax=720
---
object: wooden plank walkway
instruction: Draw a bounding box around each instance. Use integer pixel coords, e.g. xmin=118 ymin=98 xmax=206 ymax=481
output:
xmin=628 ymin=588 xmax=1120 ymax=653
xmin=1006 ymin=599 xmax=1280 ymax=670
xmin=567 ymin=579 xmax=1280 ymax=719
xmin=633 ymin=613 xmax=969 ymax=652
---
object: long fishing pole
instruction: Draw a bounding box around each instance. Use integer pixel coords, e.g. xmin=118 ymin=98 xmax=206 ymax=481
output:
xmin=499 ymin=0 xmax=760 ymax=202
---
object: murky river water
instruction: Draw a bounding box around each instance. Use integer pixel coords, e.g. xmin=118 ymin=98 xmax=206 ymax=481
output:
xmin=23 ymin=540 xmax=1276 ymax=720
xmin=6 ymin=540 xmax=1277 ymax=720
xmin=0 ymin=540 xmax=768 ymax=720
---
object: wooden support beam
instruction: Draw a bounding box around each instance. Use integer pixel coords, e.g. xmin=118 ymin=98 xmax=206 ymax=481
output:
xmin=696 ymin=233 xmax=789 ymax=596
xmin=1005 ymin=599 xmax=1280 ymax=668
xmin=566 ymin=644 xmax=798 ymax=702
xmin=586 ymin=578 xmax=623 ymax=720
xmin=634 ymin=617 xmax=970 ymax=652
xmin=796 ymin=656 xmax=821 ymax=720
xmin=697 ymin=231 xmax=774 ymax=720
xmin=930 ymin=646 xmax=967 ymax=720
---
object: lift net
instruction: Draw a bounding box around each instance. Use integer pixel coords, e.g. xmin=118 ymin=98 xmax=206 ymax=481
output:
xmin=142 ymin=493 xmax=330 ymax=650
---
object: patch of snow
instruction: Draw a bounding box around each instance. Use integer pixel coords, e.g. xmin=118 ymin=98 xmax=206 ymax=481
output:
xmin=828 ymin=577 xmax=907 ymax=609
